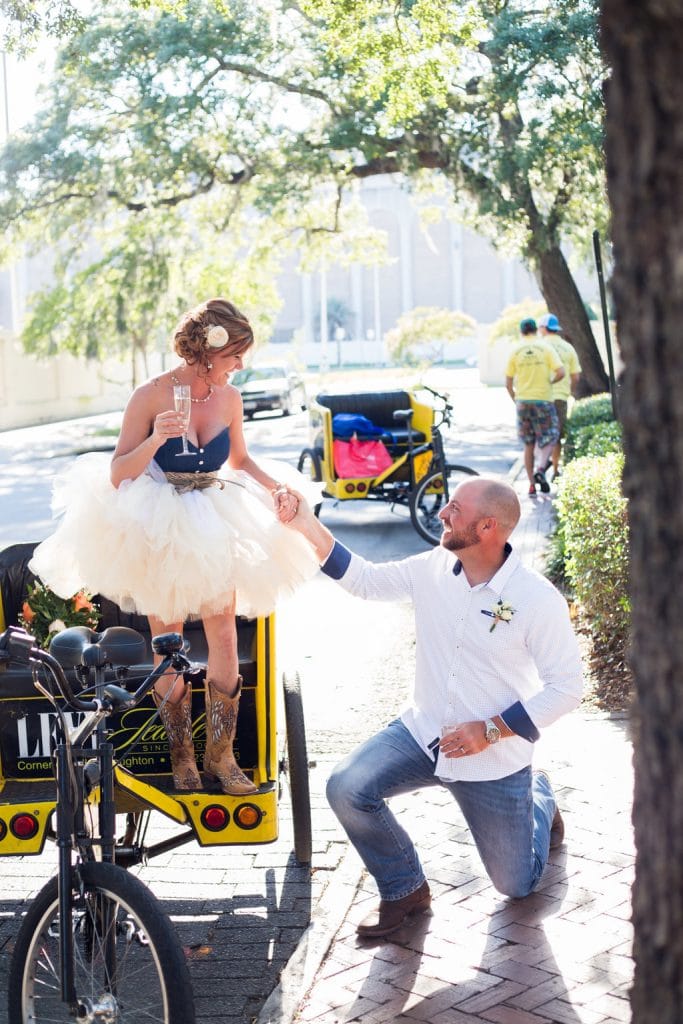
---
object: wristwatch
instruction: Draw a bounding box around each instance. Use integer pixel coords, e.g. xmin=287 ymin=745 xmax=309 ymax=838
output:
xmin=484 ymin=718 xmax=501 ymax=745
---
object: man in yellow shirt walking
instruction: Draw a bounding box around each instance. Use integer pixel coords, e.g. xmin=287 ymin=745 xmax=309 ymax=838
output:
xmin=505 ymin=318 xmax=565 ymax=496
xmin=538 ymin=313 xmax=582 ymax=480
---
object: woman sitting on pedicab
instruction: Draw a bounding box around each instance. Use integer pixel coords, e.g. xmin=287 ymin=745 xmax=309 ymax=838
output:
xmin=30 ymin=297 xmax=318 ymax=794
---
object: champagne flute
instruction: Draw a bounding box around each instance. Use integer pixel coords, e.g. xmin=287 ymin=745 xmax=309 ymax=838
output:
xmin=173 ymin=385 xmax=193 ymax=457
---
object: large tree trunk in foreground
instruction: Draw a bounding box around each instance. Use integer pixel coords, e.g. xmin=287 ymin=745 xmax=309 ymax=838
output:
xmin=601 ymin=2 xmax=683 ymax=1020
xmin=536 ymin=243 xmax=610 ymax=397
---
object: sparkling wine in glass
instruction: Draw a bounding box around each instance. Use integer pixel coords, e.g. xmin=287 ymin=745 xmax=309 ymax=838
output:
xmin=173 ymin=385 xmax=193 ymax=457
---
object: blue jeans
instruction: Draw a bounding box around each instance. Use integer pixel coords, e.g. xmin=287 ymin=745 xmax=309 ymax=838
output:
xmin=326 ymin=718 xmax=556 ymax=901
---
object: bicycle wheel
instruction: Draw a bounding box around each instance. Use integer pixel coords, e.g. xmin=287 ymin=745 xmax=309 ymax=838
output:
xmin=409 ymin=464 xmax=479 ymax=545
xmin=282 ymin=671 xmax=312 ymax=865
xmin=8 ymin=861 xmax=195 ymax=1024
xmin=296 ymin=448 xmax=324 ymax=517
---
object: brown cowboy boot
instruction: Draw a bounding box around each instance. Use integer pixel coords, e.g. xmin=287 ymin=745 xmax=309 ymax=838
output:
xmin=203 ymin=677 xmax=258 ymax=795
xmin=153 ymin=682 xmax=202 ymax=791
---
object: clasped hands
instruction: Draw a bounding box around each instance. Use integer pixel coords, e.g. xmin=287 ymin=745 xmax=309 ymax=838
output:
xmin=272 ymin=484 xmax=315 ymax=527
xmin=271 ymin=484 xmax=300 ymax=524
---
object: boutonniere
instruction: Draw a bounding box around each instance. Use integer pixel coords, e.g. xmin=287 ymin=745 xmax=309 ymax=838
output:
xmin=481 ymin=599 xmax=515 ymax=632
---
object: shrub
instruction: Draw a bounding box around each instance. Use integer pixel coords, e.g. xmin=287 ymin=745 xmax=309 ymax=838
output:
xmin=544 ymin=521 xmax=568 ymax=588
xmin=564 ymin=393 xmax=617 ymax=462
xmin=384 ymin=306 xmax=476 ymax=365
xmin=556 ymin=452 xmax=629 ymax=655
xmin=566 ymin=419 xmax=622 ymax=461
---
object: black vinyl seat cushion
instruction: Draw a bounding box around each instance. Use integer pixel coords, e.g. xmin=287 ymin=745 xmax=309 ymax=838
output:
xmin=316 ymin=391 xmax=427 ymax=447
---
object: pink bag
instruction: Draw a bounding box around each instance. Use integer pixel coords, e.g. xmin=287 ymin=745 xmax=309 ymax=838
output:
xmin=333 ymin=436 xmax=393 ymax=478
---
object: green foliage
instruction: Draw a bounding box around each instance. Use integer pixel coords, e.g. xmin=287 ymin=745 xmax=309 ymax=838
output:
xmin=384 ymin=306 xmax=476 ymax=365
xmin=544 ymin=521 xmax=568 ymax=588
xmin=19 ymin=581 xmax=100 ymax=650
xmin=489 ymin=300 xmax=547 ymax=345
xmin=563 ymin=392 xmax=616 ymax=460
xmin=0 ymin=0 xmax=83 ymax=52
xmin=314 ymin=297 xmax=355 ymax=341
xmin=21 ymin=212 xmax=180 ymax=379
xmin=556 ymin=452 xmax=629 ymax=655
xmin=566 ymin=392 xmax=615 ymax=429
xmin=565 ymin=419 xmax=622 ymax=461
xmin=0 ymin=0 xmax=608 ymax=378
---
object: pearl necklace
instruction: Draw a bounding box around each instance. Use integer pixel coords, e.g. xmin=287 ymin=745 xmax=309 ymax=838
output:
xmin=170 ymin=372 xmax=214 ymax=404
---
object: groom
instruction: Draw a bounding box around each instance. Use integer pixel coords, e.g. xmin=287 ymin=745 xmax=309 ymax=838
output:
xmin=281 ymin=476 xmax=582 ymax=937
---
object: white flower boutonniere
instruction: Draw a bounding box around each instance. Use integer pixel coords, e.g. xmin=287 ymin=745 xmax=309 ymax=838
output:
xmin=481 ymin=599 xmax=515 ymax=633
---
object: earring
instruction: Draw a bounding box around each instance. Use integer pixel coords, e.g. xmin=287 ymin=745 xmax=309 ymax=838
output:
xmin=207 ymin=362 xmax=213 ymax=369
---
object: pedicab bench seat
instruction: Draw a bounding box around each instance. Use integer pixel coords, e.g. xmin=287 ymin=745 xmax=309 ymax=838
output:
xmin=315 ymin=390 xmax=427 ymax=448
xmin=0 ymin=542 xmax=270 ymax=804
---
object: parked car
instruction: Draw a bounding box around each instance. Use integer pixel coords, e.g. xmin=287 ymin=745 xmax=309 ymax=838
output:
xmin=233 ymin=365 xmax=307 ymax=418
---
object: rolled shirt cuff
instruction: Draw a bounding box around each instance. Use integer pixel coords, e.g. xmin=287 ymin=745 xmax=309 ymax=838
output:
xmin=501 ymin=701 xmax=540 ymax=743
xmin=320 ymin=540 xmax=353 ymax=580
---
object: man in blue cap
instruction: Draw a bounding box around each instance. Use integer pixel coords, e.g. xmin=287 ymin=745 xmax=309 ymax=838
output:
xmin=505 ymin=318 xmax=565 ymax=496
xmin=538 ymin=314 xmax=582 ymax=479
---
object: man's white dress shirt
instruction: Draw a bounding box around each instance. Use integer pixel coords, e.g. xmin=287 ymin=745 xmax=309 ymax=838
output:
xmin=322 ymin=542 xmax=583 ymax=782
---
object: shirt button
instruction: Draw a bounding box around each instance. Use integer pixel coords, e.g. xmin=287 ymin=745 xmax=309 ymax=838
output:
xmin=199 ymin=448 xmax=205 ymax=453
xmin=198 ymin=460 xmax=204 ymax=466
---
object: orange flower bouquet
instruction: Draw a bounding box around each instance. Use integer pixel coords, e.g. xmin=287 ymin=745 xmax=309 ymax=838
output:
xmin=19 ymin=581 xmax=100 ymax=649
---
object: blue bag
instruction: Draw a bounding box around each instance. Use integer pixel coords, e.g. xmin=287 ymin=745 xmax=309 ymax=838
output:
xmin=332 ymin=413 xmax=386 ymax=438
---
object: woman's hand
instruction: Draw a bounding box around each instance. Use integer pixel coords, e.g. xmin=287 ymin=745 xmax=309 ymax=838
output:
xmin=152 ymin=410 xmax=187 ymax=443
xmin=272 ymin=485 xmax=300 ymax=524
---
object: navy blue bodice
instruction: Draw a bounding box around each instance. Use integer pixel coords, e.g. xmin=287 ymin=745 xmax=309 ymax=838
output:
xmin=153 ymin=428 xmax=231 ymax=472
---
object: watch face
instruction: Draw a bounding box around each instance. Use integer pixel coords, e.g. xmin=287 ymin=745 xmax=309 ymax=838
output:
xmin=486 ymin=723 xmax=501 ymax=744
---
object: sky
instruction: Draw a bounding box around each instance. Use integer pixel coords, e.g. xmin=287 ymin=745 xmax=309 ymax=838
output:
xmin=1 ymin=44 xmax=53 ymax=137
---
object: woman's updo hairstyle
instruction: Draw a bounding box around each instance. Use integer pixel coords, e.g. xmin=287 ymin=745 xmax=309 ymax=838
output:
xmin=173 ymin=298 xmax=254 ymax=373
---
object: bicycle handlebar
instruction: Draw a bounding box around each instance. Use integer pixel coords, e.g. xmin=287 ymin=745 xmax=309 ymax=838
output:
xmin=0 ymin=625 xmax=190 ymax=714
xmin=418 ymin=383 xmax=454 ymax=426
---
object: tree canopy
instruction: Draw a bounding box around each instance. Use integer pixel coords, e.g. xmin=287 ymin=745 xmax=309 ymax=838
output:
xmin=0 ymin=0 xmax=610 ymax=391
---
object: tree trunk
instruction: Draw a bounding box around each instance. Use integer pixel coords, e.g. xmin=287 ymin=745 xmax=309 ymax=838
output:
xmin=601 ymin=2 xmax=683 ymax=1021
xmin=536 ymin=244 xmax=610 ymax=397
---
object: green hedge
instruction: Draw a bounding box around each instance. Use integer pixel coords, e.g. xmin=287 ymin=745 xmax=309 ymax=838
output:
xmin=565 ymin=419 xmax=622 ymax=461
xmin=556 ymin=452 xmax=629 ymax=654
xmin=564 ymin=393 xmax=617 ymax=462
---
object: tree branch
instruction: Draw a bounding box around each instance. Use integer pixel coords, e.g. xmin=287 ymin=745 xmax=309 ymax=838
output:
xmin=214 ymin=58 xmax=341 ymax=115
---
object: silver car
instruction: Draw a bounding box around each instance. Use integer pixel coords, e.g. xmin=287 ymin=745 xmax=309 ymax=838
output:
xmin=233 ymin=366 xmax=307 ymax=419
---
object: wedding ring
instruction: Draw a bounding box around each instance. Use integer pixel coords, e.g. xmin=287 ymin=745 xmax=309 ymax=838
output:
xmin=459 ymin=746 xmax=465 ymax=753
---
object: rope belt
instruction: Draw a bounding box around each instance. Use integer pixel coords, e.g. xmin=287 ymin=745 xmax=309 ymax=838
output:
xmin=165 ymin=470 xmax=225 ymax=493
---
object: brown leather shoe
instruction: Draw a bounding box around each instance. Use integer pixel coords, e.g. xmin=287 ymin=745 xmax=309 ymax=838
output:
xmin=356 ymin=881 xmax=431 ymax=938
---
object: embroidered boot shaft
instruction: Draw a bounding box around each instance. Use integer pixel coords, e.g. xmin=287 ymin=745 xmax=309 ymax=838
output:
xmin=203 ymin=676 xmax=258 ymax=795
xmin=153 ymin=682 xmax=202 ymax=791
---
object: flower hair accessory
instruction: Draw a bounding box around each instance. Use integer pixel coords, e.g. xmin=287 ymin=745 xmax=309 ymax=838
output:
xmin=481 ymin=599 xmax=515 ymax=632
xmin=205 ymin=324 xmax=230 ymax=349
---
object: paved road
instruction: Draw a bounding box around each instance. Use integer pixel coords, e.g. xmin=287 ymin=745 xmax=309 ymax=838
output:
xmin=0 ymin=368 xmax=525 ymax=1023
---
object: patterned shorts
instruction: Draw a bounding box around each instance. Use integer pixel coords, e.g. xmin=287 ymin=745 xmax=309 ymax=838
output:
xmin=516 ymin=402 xmax=560 ymax=447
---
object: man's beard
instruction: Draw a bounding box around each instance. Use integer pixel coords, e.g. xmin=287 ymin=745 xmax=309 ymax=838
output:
xmin=441 ymin=520 xmax=480 ymax=552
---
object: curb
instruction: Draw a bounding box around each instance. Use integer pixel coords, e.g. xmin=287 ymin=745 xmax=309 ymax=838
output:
xmin=507 ymin=454 xmax=524 ymax=483
xmin=255 ymin=845 xmax=364 ymax=1024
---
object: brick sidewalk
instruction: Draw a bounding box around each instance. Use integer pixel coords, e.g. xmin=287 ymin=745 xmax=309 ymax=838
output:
xmin=259 ymin=475 xmax=635 ymax=1024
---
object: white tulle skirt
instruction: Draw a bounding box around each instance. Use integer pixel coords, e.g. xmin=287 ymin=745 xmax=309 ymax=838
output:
xmin=29 ymin=453 xmax=321 ymax=623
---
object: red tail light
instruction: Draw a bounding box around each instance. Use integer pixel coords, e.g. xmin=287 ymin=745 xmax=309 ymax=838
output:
xmin=200 ymin=805 xmax=230 ymax=832
xmin=10 ymin=813 xmax=39 ymax=839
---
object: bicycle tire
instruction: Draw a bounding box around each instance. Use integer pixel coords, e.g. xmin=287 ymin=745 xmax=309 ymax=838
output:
xmin=282 ymin=671 xmax=313 ymax=865
xmin=8 ymin=860 xmax=195 ymax=1024
xmin=296 ymin=448 xmax=324 ymax=517
xmin=409 ymin=464 xmax=479 ymax=545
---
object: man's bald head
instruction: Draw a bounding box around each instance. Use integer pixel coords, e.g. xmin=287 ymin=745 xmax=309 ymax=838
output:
xmin=456 ymin=478 xmax=521 ymax=537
